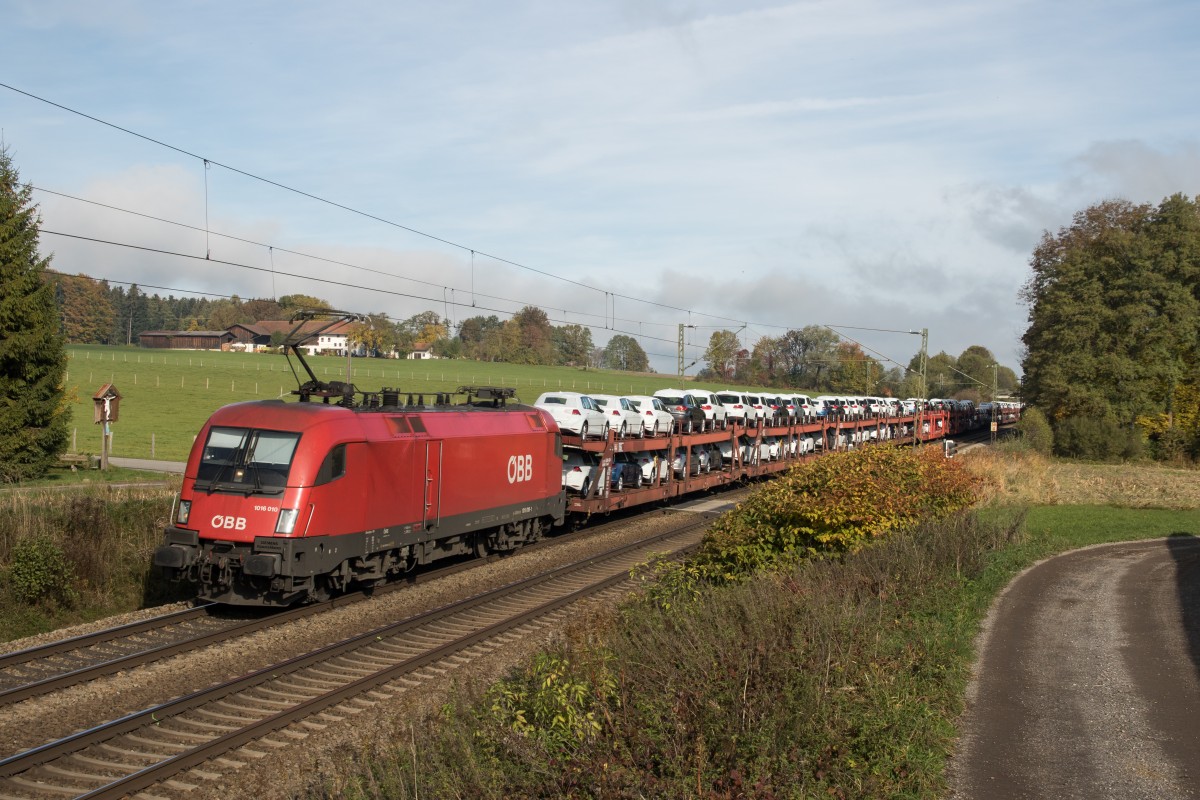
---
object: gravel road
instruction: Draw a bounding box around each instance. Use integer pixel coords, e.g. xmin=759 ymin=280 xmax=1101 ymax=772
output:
xmin=950 ymin=536 xmax=1200 ymax=799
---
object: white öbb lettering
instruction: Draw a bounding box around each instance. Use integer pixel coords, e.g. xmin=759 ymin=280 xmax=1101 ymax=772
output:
xmin=211 ymin=515 xmax=247 ymax=531
xmin=506 ymin=454 xmax=533 ymax=484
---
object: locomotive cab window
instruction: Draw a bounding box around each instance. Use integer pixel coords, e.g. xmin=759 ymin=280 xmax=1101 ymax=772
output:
xmin=315 ymin=444 xmax=347 ymax=485
xmin=196 ymin=427 xmax=300 ymax=494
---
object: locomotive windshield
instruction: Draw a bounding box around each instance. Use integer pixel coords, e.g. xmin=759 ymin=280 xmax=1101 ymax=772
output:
xmin=195 ymin=426 xmax=300 ymax=495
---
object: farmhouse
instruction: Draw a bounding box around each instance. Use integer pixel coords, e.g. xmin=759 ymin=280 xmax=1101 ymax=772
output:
xmin=406 ymin=342 xmax=437 ymax=360
xmin=137 ymin=319 xmax=368 ymax=355
xmin=138 ymin=330 xmax=235 ymax=350
xmin=226 ymin=323 xmax=272 ymax=350
xmin=251 ymin=319 xmax=363 ymax=356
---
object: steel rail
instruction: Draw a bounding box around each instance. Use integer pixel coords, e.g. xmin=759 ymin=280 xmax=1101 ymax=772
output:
xmin=0 ymin=604 xmax=214 ymax=669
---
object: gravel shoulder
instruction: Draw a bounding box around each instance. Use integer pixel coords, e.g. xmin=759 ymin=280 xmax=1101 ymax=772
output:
xmin=950 ymin=536 xmax=1200 ymax=800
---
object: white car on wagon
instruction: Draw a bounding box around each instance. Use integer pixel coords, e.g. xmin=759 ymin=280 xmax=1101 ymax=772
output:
xmin=687 ymin=389 xmax=729 ymax=430
xmin=534 ymin=391 xmax=609 ymax=439
xmin=714 ymin=390 xmax=752 ymax=426
xmin=589 ymin=394 xmax=645 ymax=439
xmin=561 ymin=450 xmax=600 ymax=495
xmin=622 ymin=395 xmax=675 ymax=437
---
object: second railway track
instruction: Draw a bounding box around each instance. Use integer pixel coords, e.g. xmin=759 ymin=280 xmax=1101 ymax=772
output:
xmin=0 ymin=516 xmax=708 ymax=800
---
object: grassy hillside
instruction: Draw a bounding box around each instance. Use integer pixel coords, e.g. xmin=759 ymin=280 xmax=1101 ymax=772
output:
xmin=64 ymin=346 xmax=722 ymax=462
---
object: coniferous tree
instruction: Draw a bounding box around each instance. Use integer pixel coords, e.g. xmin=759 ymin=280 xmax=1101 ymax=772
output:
xmin=0 ymin=146 xmax=69 ymax=481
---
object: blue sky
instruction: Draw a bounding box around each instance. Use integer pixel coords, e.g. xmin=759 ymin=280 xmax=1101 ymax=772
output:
xmin=3 ymin=0 xmax=1199 ymax=379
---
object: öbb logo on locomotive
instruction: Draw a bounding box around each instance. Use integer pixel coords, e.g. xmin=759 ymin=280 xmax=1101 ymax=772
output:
xmin=507 ymin=454 xmax=533 ymax=484
xmin=211 ymin=515 xmax=248 ymax=531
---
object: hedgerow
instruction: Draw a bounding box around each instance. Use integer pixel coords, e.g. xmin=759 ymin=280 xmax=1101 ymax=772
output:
xmin=694 ymin=445 xmax=982 ymax=582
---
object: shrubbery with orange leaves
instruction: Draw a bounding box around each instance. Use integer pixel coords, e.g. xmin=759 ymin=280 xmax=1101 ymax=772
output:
xmin=695 ymin=445 xmax=983 ymax=581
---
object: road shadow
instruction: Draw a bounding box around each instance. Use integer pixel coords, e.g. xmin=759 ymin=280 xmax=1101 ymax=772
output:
xmin=1167 ymin=532 xmax=1200 ymax=680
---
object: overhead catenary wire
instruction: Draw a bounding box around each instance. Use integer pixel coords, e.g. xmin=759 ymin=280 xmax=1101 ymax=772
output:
xmin=39 ymin=235 xmax=691 ymax=352
xmin=44 ymin=217 xmax=919 ymax=377
xmin=30 ymin=185 xmax=700 ymax=336
xmin=43 ymin=268 xmax=686 ymax=362
xmin=3 ymin=81 xmax=745 ymax=328
xmin=5 ymin=81 xmax=937 ymax=373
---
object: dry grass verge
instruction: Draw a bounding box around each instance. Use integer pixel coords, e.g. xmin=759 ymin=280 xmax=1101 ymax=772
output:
xmin=964 ymin=450 xmax=1200 ymax=509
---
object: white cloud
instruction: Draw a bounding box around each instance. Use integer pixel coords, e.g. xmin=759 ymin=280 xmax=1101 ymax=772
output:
xmin=7 ymin=0 xmax=1200 ymax=381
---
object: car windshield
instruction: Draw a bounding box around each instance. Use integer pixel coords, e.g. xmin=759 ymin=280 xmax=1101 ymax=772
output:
xmin=196 ymin=426 xmax=299 ymax=495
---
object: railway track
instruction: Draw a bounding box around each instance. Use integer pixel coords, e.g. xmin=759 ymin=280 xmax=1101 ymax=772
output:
xmin=0 ymin=517 xmax=705 ymax=800
xmin=0 ymin=548 xmax=541 ymax=708
xmin=0 ymin=579 xmax=384 ymax=709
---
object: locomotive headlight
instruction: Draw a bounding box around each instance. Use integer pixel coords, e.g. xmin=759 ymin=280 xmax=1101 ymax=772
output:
xmin=176 ymin=500 xmax=191 ymax=525
xmin=275 ymin=508 xmax=300 ymax=534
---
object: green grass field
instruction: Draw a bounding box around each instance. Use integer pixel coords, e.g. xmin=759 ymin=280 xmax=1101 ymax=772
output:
xmin=64 ymin=345 xmax=708 ymax=462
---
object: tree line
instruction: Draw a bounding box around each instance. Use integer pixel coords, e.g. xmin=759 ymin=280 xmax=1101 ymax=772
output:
xmin=43 ymin=273 xmax=653 ymax=370
xmin=1021 ymin=194 xmax=1200 ymax=460
xmin=700 ymin=325 xmax=1019 ymax=399
xmin=48 ymin=269 xmax=1026 ymax=396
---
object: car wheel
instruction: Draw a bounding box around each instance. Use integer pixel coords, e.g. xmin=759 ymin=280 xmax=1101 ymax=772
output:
xmin=603 ymin=423 xmax=611 ymax=440
xmin=615 ymin=474 xmax=624 ymax=492
xmin=619 ymin=423 xmax=627 ymax=439
xmin=581 ymin=477 xmax=591 ymax=496
xmin=635 ymin=472 xmax=644 ymax=488
xmin=580 ymin=422 xmax=589 ymax=440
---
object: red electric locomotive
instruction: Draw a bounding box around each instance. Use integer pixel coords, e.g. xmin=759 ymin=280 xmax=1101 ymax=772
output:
xmin=154 ymin=315 xmax=565 ymax=605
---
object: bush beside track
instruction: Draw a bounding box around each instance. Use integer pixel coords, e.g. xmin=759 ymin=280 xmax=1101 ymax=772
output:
xmin=0 ymin=485 xmax=184 ymax=641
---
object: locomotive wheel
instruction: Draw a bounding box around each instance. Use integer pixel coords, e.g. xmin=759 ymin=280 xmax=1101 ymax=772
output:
xmin=309 ymin=578 xmax=333 ymax=604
